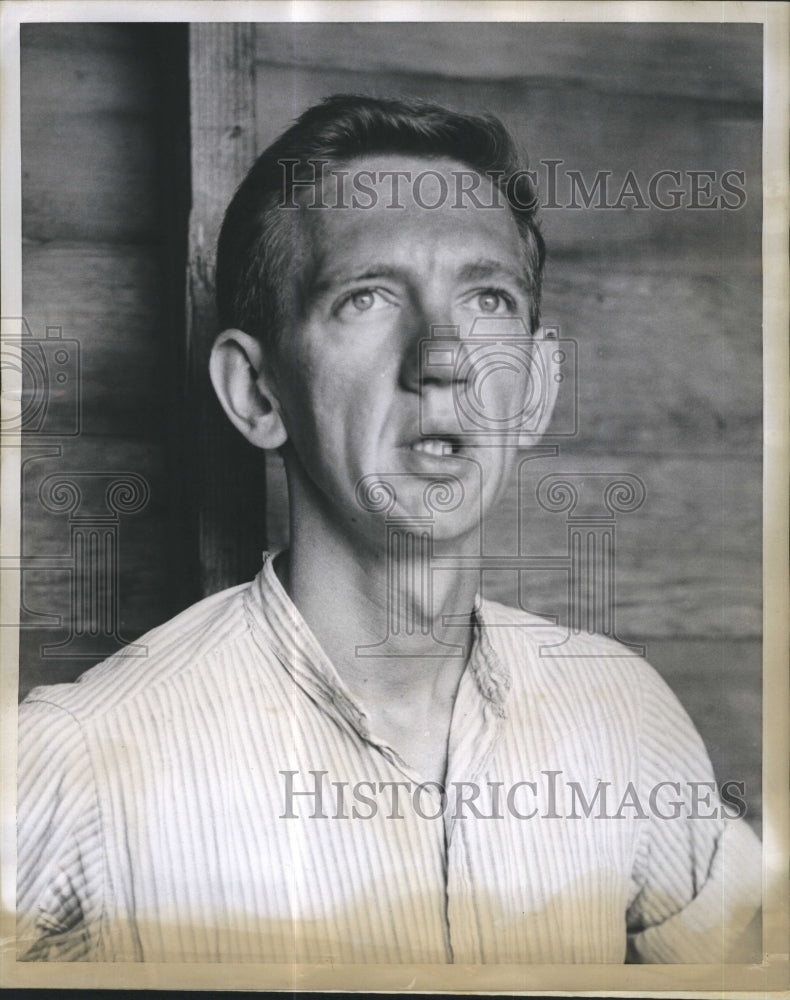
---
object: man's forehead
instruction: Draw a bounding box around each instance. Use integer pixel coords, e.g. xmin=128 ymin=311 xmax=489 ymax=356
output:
xmin=290 ymin=154 xmax=522 ymax=282
xmin=306 ymin=153 xmax=506 ymax=210
xmin=324 ymin=153 xmax=492 ymax=183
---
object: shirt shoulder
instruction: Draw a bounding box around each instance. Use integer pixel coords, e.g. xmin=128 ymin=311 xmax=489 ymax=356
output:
xmin=478 ymin=596 xmax=668 ymax=711
xmin=20 ymin=580 xmax=254 ymax=725
xmin=479 ymin=598 xmax=723 ymax=801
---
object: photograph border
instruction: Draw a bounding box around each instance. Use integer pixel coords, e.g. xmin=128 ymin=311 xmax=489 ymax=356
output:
xmin=1 ymin=1 xmax=787 ymax=993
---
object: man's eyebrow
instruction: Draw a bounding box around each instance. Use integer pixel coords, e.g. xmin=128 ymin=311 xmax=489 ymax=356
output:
xmin=310 ymin=259 xmax=531 ymax=297
xmin=456 ymin=259 xmax=530 ymax=296
xmin=312 ymin=265 xmax=407 ymax=295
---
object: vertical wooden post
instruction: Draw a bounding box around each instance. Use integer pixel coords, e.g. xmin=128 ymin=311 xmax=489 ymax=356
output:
xmin=187 ymin=24 xmax=268 ymax=595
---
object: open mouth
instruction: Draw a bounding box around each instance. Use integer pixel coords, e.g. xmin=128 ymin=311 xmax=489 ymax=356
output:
xmin=411 ymin=436 xmax=463 ymax=456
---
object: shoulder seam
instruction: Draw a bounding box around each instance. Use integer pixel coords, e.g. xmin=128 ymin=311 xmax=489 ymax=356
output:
xmin=98 ymin=621 xmax=255 ymax=722
xmin=26 ymin=615 xmax=254 ymax=727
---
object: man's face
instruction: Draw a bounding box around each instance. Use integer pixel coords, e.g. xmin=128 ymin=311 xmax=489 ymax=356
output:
xmin=270 ymin=154 xmax=546 ymax=546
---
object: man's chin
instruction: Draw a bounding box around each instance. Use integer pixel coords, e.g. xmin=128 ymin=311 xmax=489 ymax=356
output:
xmin=354 ymin=468 xmax=479 ymax=522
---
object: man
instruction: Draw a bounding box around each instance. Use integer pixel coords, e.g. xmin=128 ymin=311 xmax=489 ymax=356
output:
xmin=17 ymin=95 xmax=760 ymax=963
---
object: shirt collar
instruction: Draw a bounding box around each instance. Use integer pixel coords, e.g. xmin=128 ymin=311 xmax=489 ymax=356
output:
xmin=469 ymin=593 xmax=513 ymax=717
xmin=243 ymin=551 xmax=513 ymax=738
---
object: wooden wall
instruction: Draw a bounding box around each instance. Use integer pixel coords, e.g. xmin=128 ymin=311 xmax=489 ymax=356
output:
xmin=18 ymin=24 xmax=191 ymax=695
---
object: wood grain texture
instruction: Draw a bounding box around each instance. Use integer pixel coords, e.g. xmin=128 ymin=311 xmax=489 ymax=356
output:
xmin=540 ymin=258 xmax=762 ymax=456
xmin=21 ymin=242 xmax=167 ymax=436
xmin=21 ymin=33 xmax=160 ymax=244
xmin=18 ymin=27 xmax=179 ymax=698
xmin=18 ymin=436 xmax=171 ymax=699
xmin=254 ymin=22 xmax=762 ymax=104
xmin=20 ymin=23 xmax=148 ymax=53
xmin=488 ymin=452 xmax=761 ymax=638
xmin=187 ymin=23 xmax=268 ymax=596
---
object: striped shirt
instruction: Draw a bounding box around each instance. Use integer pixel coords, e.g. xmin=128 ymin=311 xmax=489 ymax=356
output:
xmin=17 ymin=552 xmax=760 ymax=963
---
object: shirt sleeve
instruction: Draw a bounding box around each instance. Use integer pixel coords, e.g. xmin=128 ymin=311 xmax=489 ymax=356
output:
xmin=625 ymin=664 xmax=762 ymax=963
xmin=17 ymin=698 xmax=105 ymax=961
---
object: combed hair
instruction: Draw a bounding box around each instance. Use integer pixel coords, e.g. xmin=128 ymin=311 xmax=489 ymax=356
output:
xmin=216 ymin=94 xmax=545 ymax=350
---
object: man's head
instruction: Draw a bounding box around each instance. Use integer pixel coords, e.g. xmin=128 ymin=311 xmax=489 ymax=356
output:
xmin=211 ymin=95 xmax=557 ymax=546
xmin=215 ymin=94 xmax=545 ymax=355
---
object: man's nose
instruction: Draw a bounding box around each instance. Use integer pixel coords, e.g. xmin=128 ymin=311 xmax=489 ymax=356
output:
xmin=397 ymin=305 xmax=466 ymax=392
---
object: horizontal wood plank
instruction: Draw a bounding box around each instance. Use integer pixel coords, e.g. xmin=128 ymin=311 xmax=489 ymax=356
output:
xmin=17 ymin=25 xmax=195 ymax=701
xmin=17 ymin=435 xmax=172 ymax=697
xmin=21 ymin=242 xmax=168 ymax=436
xmin=21 ymin=114 xmax=159 ymax=244
xmin=487 ymin=452 xmax=761 ymax=638
xmin=540 ymin=258 xmax=762 ymax=455
xmin=254 ymin=22 xmax=762 ymax=104
xmin=20 ymin=23 xmax=154 ymax=53
xmin=21 ymin=38 xmax=160 ymax=242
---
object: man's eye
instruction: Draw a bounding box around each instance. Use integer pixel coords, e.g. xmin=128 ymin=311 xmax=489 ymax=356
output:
xmin=349 ymin=290 xmax=376 ymax=311
xmin=470 ymin=289 xmax=515 ymax=314
xmin=334 ymin=288 xmax=394 ymax=318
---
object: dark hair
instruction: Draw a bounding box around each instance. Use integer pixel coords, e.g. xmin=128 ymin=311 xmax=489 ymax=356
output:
xmin=216 ymin=94 xmax=545 ymax=350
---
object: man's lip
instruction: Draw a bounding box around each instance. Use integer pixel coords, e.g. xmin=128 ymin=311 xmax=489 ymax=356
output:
xmin=405 ymin=425 xmax=465 ymax=442
xmin=408 ymin=434 xmax=465 ymax=455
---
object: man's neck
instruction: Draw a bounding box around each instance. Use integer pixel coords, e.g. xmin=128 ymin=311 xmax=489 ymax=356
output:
xmin=276 ymin=492 xmax=479 ymax=709
xmin=273 ymin=468 xmax=487 ymax=783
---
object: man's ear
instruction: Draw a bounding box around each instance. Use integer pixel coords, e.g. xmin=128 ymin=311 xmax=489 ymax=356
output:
xmin=516 ymin=326 xmax=562 ymax=447
xmin=209 ymin=329 xmax=288 ymax=450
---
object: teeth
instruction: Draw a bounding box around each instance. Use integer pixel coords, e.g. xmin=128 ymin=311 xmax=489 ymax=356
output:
xmin=412 ymin=438 xmax=455 ymax=456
